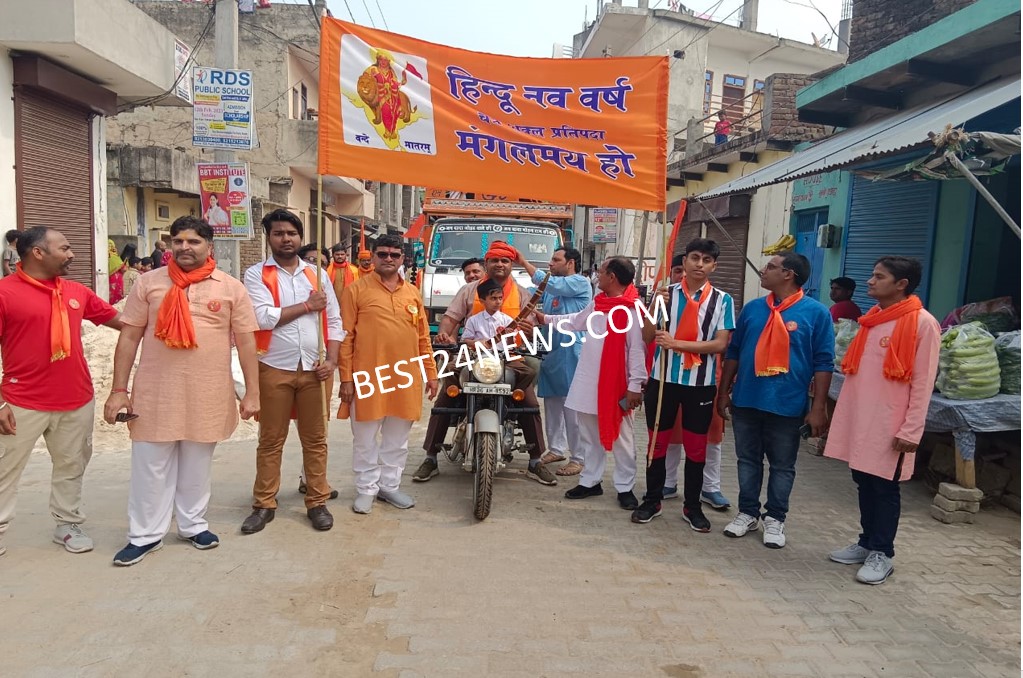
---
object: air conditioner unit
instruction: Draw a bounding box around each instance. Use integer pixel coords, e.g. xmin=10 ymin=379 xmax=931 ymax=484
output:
xmin=817 ymin=223 xmax=841 ymax=248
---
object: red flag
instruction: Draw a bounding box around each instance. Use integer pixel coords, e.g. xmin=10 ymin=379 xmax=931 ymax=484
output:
xmin=405 ymin=213 xmax=426 ymax=239
xmin=405 ymin=63 xmax=423 ymax=80
xmin=654 ymin=200 xmax=687 ymax=289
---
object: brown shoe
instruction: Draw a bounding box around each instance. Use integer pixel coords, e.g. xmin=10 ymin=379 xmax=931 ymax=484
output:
xmin=241 ymin=508 xmax=275 ymax=534
xmin=307 ymin=505 xmax=334 ymax=531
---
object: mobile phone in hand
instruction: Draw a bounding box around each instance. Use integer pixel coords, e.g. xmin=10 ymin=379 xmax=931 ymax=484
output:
xmin=115 ymin=412 xmax=139 ymax=423
xmin=799 ymin=423 xmax=812 ymax=439
xmin=619 ymin=396 xmax=630 ymax=411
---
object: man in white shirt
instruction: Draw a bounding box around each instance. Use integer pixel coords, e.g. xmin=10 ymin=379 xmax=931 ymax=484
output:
xmin=240 ymin=209 xmax=344 ymax=534
xmin=539 ymin=257 xmax=647 ymax=509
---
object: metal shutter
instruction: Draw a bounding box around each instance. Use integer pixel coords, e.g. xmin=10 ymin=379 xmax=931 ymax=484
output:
xmin=842 ymin=177 xmax=937 ymax=311
xmin=15 ymin=89 xmax=95 ymax=288
xmin=705 ymin=217 xmax=749 ymax=310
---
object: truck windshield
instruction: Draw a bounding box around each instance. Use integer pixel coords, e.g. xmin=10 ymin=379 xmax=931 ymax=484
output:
xmin=430 ymin=225 xmax=560 ymax=266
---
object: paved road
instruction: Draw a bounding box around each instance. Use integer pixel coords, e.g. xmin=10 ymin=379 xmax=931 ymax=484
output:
xmin=1 ymin=401 xmax=1019 ymax=677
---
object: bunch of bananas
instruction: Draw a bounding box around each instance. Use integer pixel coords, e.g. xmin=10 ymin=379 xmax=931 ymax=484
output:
xmin=762 ymin=233 xmax=796 ymax=256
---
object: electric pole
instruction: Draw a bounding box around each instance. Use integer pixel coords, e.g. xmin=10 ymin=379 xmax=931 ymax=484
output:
xmin=213 ymin=0 xmax=240 ymax=277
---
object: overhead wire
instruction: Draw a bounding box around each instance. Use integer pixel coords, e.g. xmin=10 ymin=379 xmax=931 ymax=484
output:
xmin=373 ymin=0 xmax=390 ymax=30
xmin=360 ymin=0 xmax=377 ymax=27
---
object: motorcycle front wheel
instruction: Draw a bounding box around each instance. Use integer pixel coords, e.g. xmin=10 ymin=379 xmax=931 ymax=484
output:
xmin=472 ymin=431 xmax=498 ymax=521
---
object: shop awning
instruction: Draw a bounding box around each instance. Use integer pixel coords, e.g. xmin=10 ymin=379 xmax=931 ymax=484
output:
xmin=698 ymin=76 xmax=1021 ymax=199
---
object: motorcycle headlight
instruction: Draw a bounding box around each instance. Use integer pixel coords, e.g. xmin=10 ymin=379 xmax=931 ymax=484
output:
xmin=471 ymin=356 xmax=503 ymax=384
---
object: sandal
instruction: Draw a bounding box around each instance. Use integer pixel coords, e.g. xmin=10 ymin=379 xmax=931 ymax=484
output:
xmin=556 ymin=461 xmax=584 ymax=476
xmin=540 ymin=452 xmax=566 ymax=464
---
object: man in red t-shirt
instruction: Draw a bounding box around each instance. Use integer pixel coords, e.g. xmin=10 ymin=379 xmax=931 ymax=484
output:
xmin=829 ymin=276 xmax=863 ymax=322
xmin=0 ymin=227 xmax=122 ymax=557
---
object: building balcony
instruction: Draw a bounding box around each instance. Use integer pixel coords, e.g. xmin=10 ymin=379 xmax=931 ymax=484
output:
xmin=0 ymin=0 xmax=187 ymax=105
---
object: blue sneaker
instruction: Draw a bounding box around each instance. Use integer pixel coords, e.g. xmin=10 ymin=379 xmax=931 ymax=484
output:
xmin=179 ymin=530 xmax=220 ymax=550
xmin=662 ymin=486 xmax=679 ymax=500
xmin=701 ymin=491 xmax=731 ymax=510
xmin=113 ymin=540 xmax=163 ymax=566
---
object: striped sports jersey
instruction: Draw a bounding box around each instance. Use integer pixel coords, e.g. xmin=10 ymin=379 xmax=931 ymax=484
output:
xmin=650 ymin=282 xmax=735 ymax=386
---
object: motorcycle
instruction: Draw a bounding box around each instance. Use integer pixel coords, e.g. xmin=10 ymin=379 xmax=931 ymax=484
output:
xmin=430 ymin=343 xmax=545 ymax=520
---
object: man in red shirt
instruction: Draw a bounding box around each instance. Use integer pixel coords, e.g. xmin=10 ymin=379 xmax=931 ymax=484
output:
xmin=830 ymin=276 xmax=863 ymax=322
xmin=0 ymin=227 xmax=122 ymax=557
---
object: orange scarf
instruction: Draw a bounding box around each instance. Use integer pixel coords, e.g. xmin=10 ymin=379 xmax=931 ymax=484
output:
xmin=329 ymin=262 xmax=356 ymax=287
xmin=841 ymin=295 xmax=922 ymax=382
xmin=672 ymin=277 xmax=711 ymax=370
xmin=754 ymin=289 xmax=804 ymax=376
xmin=16 ymin=263 xmax=71 ymax=361
xmin=155 ymin=258 xmax=217 ymax=349
xmin=595 ymin=285 xmax=640 ymax=451
xmin=471 ymin=277 xmax=521 ymax=317
xmin=254 ymin=263 xmax=328 ymax=354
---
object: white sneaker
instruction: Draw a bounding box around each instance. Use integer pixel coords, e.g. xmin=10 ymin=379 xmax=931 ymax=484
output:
xmin=856 ymin=551 xmax=894 ymax=585
xmin=723 ymin=512 xmax=759 ymax=538
xmin=53 ymin=523 xmax=94 ymax=553
xmin=762 ymin=516 xmax=786 ymax=549
xmin=352 ymin=493 xmax=375 ymax=515
xmin=378 ymin=489 xmax=416 ymax=509
xmin=830 ymin=543 xmax=870 ymax=564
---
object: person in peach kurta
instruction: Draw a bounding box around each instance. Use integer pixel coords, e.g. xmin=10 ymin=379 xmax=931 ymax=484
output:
xmin=338 ymin=235 xmax=438 ymax=515
xmin=825 ymin=257 xmax=940 ymax=586
xmin=104 ymin=216 xmax=260 ymax=567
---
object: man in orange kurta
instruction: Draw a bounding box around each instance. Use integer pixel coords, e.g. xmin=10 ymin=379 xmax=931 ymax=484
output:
xmin=339 ymin=235 xmax=438 ymax=515
xmin=825 ymin=256 xmax=940 ymax=586
xmin=328 ymin=243 xmax=359 ymax=301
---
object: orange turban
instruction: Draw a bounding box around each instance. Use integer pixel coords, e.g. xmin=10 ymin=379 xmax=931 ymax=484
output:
xmin=485 ymin=242 xmax=518 ymax=261
xmin=357 ymin=250 xmax=372 ymax=260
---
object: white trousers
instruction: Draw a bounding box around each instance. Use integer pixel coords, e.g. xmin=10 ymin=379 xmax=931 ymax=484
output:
xmin=574 ymin=410 xmax=636 ymax=493
xmin=665 ymin=441 xmax=723 ymax=493
xmin=543 ymin=397 xmax=582 ymax=464
xmin=128 ymin=440 xmax=216 ymax=546
xmin=350 ymin=404 xmax=413 ymax=496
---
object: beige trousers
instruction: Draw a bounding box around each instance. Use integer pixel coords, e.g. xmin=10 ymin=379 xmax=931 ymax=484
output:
xmin=0 ymin=401 xmax=95 ymax=538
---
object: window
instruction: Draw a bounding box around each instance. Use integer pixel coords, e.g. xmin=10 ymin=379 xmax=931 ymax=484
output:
xmin=754 ymin=79 xmax=765 ymax=90
xmin=724 ymin=75 xmax=746 ymax=88
xmin=703 ymin=70 xmax=713 ymax=114
xmin=300 ymin=83 xmax=308 ymax=120
xmin=722 ymin=75 xmax=746 ymax=118
xmin=155 ymin=201 xmax=170 ymax=221
xmin=291 ymin=87 xmax=299 ymax=119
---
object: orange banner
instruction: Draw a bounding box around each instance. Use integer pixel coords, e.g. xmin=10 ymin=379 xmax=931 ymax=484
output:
xmin=318 ymin=19 xmax=668 ymax=211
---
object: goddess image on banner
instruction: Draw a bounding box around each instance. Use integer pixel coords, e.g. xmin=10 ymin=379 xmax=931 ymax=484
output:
xmin=319 ymin=19 xmax=667 ymax=211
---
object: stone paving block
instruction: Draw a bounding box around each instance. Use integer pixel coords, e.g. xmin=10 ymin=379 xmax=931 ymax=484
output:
xmin=929 ymin=504 xmax=977 ymax=524
xmin=932 ymin=493 xmax=981 ymax=513
xmin=938 ymin=482 xmax=984 ymax=502
xmin=761 ymin=659 xmax=819 ymax=676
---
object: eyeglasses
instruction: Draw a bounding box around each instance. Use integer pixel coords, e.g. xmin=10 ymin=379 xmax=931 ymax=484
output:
xmin=763 ymin=262 xmax=792 ymax=273
xmin=375 ymin=251 xmax=403 ymax=259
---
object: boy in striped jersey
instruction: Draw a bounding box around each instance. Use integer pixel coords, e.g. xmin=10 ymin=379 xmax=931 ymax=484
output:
xmin=634 ymin=239 xmax=735 ymax=531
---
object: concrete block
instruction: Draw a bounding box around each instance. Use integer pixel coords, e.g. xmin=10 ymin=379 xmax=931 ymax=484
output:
xmin=999 ymin=493 xmax=1021 ymax=513
xmin=932 ymin=493 xmax=980 ymax=513
xmin=938 ymin=482 xmax=983 ymax=502
xmin=929 ymin=504 xmax=976 ymax=524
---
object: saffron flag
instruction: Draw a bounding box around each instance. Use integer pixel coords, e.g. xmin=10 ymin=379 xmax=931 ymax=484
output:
xmin=654 ymin=200 xmax=687 ymax=289
xmin=318 ymin=19 xmax=668 ymax=211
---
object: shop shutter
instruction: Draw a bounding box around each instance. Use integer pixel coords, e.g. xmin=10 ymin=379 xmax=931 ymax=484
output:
xmin=705 ymin=217 xmax=749 ymax=310
xmin=15 ymin=89 xmax=95 ymax=288
xmin=842 ymin=176 xmax=938 ymax=311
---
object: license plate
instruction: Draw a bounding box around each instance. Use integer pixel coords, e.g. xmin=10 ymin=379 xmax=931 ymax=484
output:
xmin=463 ymin=383 xmax=511 ymax=395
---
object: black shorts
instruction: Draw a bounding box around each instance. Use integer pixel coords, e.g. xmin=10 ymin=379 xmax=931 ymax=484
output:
xmin=644 ymin=380 xmax=717 ymax=435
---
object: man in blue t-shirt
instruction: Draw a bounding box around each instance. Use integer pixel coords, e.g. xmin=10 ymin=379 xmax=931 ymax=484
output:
xmin=718 ymin=252 xmax=834 ymax=549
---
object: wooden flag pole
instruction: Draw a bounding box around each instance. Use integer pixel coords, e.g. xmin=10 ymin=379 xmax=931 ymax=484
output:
xmin=646 ymin=211 xmax=672 ymax=469
xmin=316 ymin=174 xmax=328 ymax=425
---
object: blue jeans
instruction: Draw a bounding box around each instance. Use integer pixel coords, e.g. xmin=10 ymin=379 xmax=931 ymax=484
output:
xmin=731 ymin=406 xmax=802 ymax=522
xmin=714 ymin=133 xmax=728 ymax=145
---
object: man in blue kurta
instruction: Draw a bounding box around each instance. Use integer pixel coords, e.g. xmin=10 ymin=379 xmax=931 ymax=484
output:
xmin=517 ymin=247 xmax=592 ymax=476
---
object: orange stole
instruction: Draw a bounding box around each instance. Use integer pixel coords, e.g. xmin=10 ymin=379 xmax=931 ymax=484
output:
xmin=470 ymin=277 xmax=521 ymax=317
xmin=254 ymin=265 xmax=328 ymax=354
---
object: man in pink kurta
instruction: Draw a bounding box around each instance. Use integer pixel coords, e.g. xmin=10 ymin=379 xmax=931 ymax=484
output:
xmin=104 ymin=217 xmax=260 ymax=567
xmin=825 ymin=256 xmax=940 ymax=586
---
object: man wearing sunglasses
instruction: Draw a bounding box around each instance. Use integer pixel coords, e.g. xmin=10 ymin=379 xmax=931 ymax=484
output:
xmin=718 ymin=251 xmax=834 ymax=549
xmin=338 ymin=236 xmax=439 ymax=515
